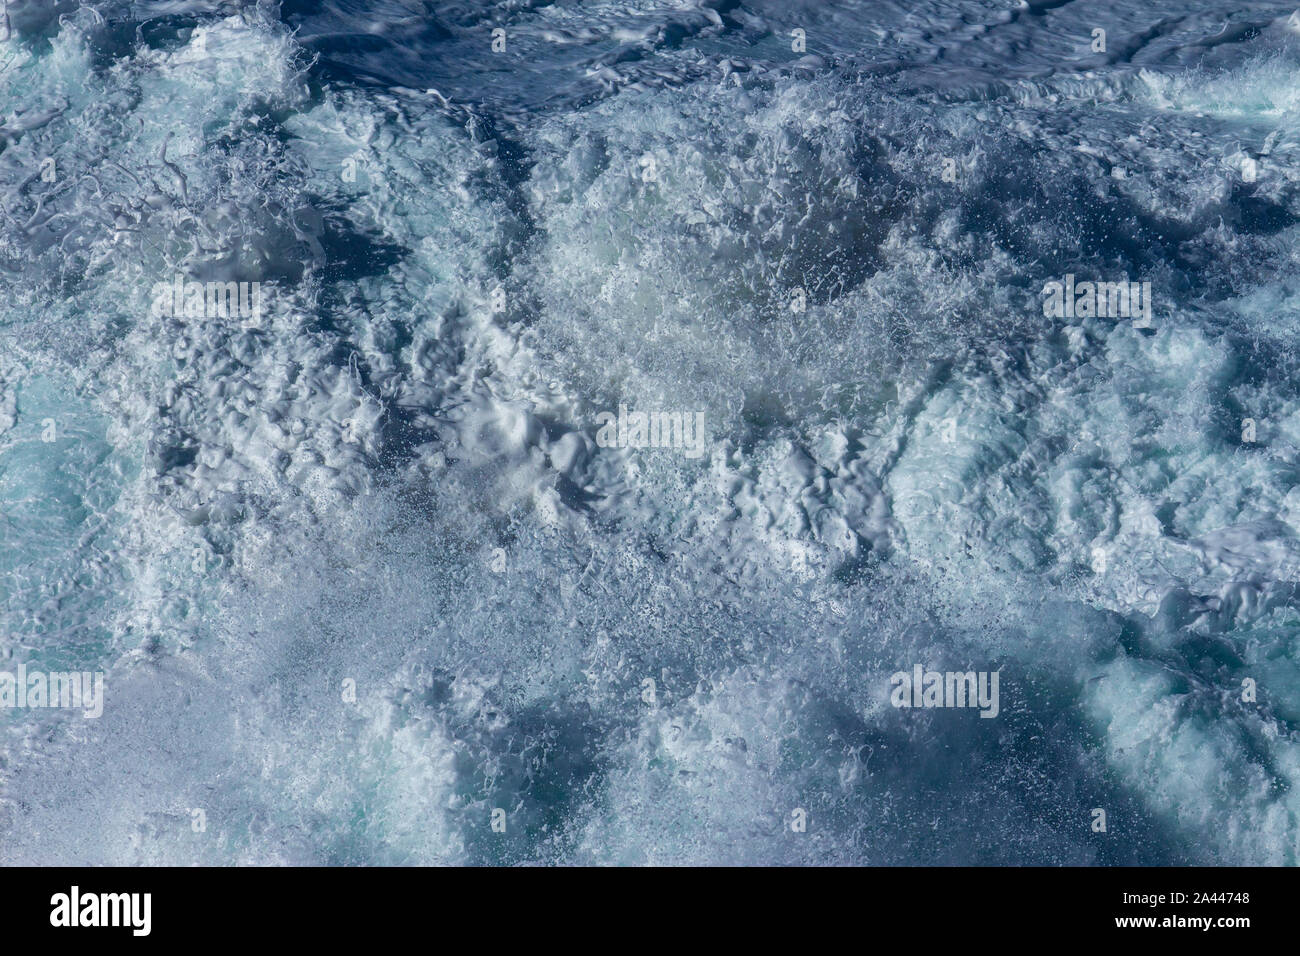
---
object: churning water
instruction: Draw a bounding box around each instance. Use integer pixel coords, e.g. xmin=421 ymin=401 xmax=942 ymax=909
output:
xmin=2 ymin=0 xmax=1300 ymax=864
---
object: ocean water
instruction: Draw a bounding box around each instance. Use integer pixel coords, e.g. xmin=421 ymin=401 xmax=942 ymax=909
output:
xmin=1 ymin=0 xmax=1299 ymax=865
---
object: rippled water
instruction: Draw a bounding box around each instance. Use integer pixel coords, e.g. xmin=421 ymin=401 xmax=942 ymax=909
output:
xmin=2 ymin=0 xmax=1299 ymax=865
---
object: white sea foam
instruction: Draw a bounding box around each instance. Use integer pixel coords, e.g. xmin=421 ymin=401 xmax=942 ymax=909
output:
xmin=2 ymin=1 xmax=1299 ymax=865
